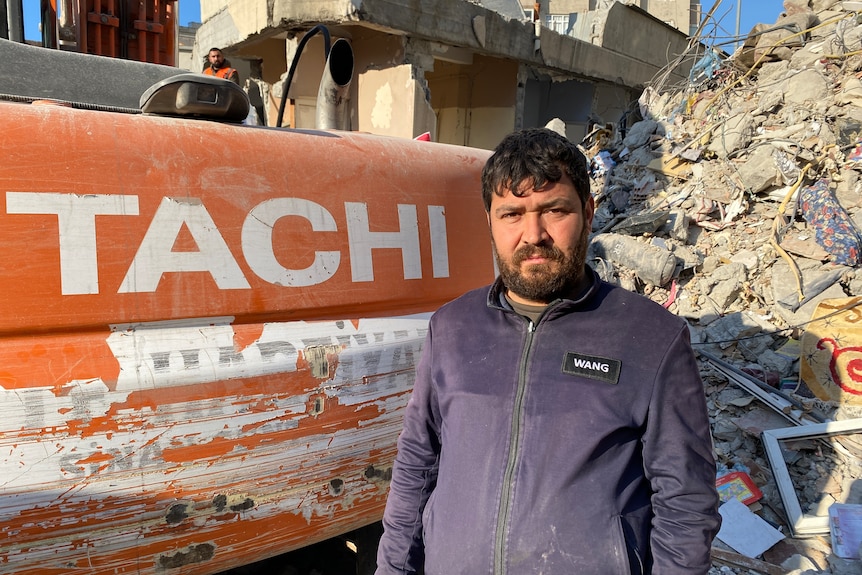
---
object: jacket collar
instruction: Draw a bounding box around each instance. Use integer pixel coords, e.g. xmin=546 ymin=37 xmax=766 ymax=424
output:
xmin=486 ymin=266 xmax=601 ymax=315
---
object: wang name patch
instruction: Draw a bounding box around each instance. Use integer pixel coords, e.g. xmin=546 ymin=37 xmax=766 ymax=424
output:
xmin=562 ymin=352 xmax=621 ymax=385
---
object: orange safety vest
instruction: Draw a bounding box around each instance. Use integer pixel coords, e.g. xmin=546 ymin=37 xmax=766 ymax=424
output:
xmin=204 ymin=66 xmax=238 ymax=82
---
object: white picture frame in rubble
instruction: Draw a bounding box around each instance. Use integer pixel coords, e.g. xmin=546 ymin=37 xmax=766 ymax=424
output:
xmin=761 ymin=418 xmax=862 ymax=537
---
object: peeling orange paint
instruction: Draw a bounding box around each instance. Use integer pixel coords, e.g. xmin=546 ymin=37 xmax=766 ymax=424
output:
xmin=232 ymin=323 xmax=266 ymax=352
xmin=0 ymin=99 xmax=494 ymax=575
xmin=75 ymin=451 xmax=115 ymax=464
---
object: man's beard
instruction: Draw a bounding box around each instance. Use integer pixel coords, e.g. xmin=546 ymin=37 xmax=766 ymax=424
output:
xmin=493 ymin=225 xmax=589 ymax=303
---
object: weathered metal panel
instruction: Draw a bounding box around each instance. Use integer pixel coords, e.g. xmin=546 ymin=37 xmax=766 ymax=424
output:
xmin=0 ymin=101 xmax=494 ymax=574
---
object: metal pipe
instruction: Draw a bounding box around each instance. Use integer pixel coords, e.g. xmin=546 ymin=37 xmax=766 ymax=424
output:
xmin=108 ymin=0 xmax=115 ymax=58
xmin=153 ymin=0 xmax=160 ymax=64
xmin=138 ymin=0 xmax=146 ymax=63
xmin=94 ymin=0 xmax=102 ymax=55
xmin=0 ymin=2 xmax=7 ymax=39
xmin=315 ymin=37 xmax=353 ymax=131
xmin=275 ymin=24 xmax=330 ymax=128
xmin=3 ymin=0 xmax=25 ymax=42
xmin=735 ymin=0 xmax=742 ymax=49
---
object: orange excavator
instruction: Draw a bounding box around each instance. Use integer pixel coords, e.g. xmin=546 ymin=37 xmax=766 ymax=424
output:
xmin=0 ymin=4 xmax=494 ymax=574
xmin=32 ymin=0 xmax=177 ymax=64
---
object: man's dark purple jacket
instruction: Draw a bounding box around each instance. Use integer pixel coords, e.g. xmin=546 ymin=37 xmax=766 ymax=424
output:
xmin=376 ymin=270 xmax=721 ymax=574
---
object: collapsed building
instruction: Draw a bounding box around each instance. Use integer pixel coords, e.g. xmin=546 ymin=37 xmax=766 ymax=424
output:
xmin=192 ymin=0 xmax=700 ymax=147
xmin=581 ymin=1 xmax=862 ymax=573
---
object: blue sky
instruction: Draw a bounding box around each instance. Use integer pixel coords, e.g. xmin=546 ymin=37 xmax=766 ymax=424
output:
xmin=180 ymin=0 xmax=202 ymax=24
xmin=22 ymin=1 xmax=785 ymax=45
xmin=701 ymin=0 xmax=787 ymax=46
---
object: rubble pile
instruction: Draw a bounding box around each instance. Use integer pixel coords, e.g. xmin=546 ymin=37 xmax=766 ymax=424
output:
xmin=581 ymin=1 xmax=862 ymax=572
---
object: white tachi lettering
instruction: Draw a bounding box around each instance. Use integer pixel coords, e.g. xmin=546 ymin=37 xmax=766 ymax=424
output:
xmin=242 ymin=198 xmax=341 ymax=287
xmin=428 ymin=205 xmax=449 ymax=278
xmin=5 ymin=192 xmax=139 ymax=295
xmin=5 ymin=193 xmax=452 ymax=294
xmin=119 ymin=197 xmax=250 ymax=292
xmin=345 ymin=202 xmax=420 ymax=282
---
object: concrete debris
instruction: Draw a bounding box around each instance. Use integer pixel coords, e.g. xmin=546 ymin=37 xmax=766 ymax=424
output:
xmin=590 ymin=232 xmax=677 ymax=286
xmin=544 ymin=117 xmax=567 ymax=137
xmin=582 ymin=3 xmax=862 ymax=573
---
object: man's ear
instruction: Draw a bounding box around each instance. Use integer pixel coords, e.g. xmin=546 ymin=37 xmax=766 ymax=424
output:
xmin=584 ymin=194 xmax=595 ymax=229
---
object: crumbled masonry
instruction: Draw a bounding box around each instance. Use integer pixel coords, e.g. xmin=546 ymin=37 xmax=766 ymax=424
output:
xmin=582 ymin=2 xmax=862 ymax=573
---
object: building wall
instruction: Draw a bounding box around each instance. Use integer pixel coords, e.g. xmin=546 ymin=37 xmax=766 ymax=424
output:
xmin=195 ymin=0 xmax=695 ymax=147
xmin=357 ymin=65 xmax=422 ymax=137
xmin=639 ymin=0 xmax=696 ymax=33
xmin=598 ymin=3 xmax=693 ymax=68
xmin=520 ymin=0 xmax=548 ymax=19
xmin=545 ymin=0 xmax=699 ymax=35
xmin=201 ymin=0 xmax=227 ymax=22
xmin=277 ymin=27 xmax=520 ymax=144
xmin=271 ymin=28 xmax=432 ymax=137
xmin=548 ymin=0 xmax=589 ymax=11
xmin=426 ymin=56 xmax=519 ymax=149
xmin=523 ymin=76 xmax=591 ymax=141
xmin=177 ymin=24 xmax=199 ymax=72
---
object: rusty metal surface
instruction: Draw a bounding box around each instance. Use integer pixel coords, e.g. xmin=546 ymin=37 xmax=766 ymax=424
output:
xmin=0 ymin=101 xmax=494 ymax=574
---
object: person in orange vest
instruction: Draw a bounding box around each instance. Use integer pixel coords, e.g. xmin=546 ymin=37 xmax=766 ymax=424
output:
xmin=203 ymin=48 xmax=239 ymax=84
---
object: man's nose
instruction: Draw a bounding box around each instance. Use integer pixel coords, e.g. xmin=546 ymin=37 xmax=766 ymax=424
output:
xmin=521 ymin=213 xmax=549 ymax=245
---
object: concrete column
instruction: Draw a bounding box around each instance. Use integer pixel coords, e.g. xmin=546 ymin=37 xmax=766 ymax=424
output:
xmin=515 ymin=64 xmax=529 ymax=130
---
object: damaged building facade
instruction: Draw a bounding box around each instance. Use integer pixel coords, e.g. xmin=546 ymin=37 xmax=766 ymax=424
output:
xmin=526 ymin=0 xmax=702 ymax=36
xmin=192 ymin=0 xmax=700 ymax=148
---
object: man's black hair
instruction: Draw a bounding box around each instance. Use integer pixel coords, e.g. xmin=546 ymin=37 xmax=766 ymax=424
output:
xmin=481 ymin=127 xmax=590 ymax=211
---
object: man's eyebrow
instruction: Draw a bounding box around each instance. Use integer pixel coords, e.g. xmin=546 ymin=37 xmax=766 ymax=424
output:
xmin=493 ymin=203 xmax=523 ymax=216
xmin=493 ymin=197 xmax=576 ymax=216
xmin=538 ymin=197 xmax=572 ymax=208
xmin=530 ymin=197 xmax=577 ymax=211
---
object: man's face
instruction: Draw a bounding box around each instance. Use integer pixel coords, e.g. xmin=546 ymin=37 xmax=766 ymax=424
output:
xmin=488 ymin=173 xmax=594 ymax=305
xmin=208 ymin=51 xmax=224 ymax=67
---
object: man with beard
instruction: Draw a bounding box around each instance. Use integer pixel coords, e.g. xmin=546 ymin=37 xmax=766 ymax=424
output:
xmin=203 ymin=48 xmax=239 ymax=84
xmin=375 ymin=128 xmax=720 ymax=575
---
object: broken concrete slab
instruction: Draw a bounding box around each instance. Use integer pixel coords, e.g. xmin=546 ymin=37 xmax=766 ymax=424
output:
xmin=623 ymin=119 xmax=659 ymax=149
xmin=737 ymin=144 xmax=780 ymax=193
xmin=784 ymin=68 xmax=832 ymax=107
xmin=589 ymin=233 xmax=677 ymax=286
xmin=610 ymin=210 xmax=670 ymax=235
xmin=836 ymin=76 xmax=862 ymax=106
xmin=703 ymin=262 xmax=748 ymax=310
xmin=771 ymin=258 xmax=845 ymax=310
xmin=708 ymin=113 xmax=755 ymax=159
xmin=660 ymin=209 xmax=690 ymax=243
xmin=703 ymin=310 xmax=771 ymax=354
xmin=732 ymin=408 xmax=796 ymax=436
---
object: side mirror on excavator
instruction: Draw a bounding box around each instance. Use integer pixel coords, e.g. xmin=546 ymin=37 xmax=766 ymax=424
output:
xmin=139 ymin=73 xmax=250 ymax=123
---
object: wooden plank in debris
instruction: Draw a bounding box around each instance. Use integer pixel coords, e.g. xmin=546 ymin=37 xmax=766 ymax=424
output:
xmin=646 ymin=153 xmax=692 ymax=178
xmin=711 ymin=548 xmax=788 ymax=575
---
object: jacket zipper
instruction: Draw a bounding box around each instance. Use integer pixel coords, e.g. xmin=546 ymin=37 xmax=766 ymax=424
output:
xmin=493 ymin=319 xmax=536 ymax=575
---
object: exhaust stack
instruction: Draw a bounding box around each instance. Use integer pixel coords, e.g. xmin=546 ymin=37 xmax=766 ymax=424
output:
xmin=315 ymin=38 xmax=354 ymax=131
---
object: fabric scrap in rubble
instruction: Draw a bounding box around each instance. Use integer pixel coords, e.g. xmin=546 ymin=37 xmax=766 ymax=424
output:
xmin=799 ymin=178 xmax=862 ymax=266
